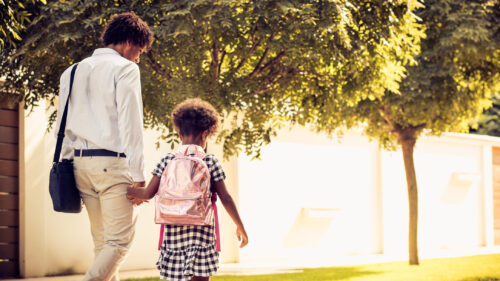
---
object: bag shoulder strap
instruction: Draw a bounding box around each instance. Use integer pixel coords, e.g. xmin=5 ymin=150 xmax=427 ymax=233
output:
xmin=53 ymin=64 xmax=78 ymax=163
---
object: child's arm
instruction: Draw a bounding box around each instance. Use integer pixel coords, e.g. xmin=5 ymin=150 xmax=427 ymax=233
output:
xmin=127 ymin=175 xmax=161 ymax=200
xmin=212 ymin=180 xmax=248 ymax=248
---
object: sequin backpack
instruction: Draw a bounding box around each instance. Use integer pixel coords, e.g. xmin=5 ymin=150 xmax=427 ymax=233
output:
xmin=155 ymin=145 xmax=220 ymax=251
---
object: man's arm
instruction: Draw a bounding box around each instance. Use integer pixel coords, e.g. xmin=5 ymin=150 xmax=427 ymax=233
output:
xmin=116 ymin=63 xmax=145 ymax=184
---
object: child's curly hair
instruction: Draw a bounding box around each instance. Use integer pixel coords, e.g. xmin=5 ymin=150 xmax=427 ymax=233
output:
xmin=171 ymin=98 xmax=220 ymax=138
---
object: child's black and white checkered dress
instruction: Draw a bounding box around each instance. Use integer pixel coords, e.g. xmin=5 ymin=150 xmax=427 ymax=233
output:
xmin=152 ymin=146 xmax=226 ymax=281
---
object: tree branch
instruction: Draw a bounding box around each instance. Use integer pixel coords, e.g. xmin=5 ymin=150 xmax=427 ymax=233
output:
xmin=210 ymin=42 xmax=220 ymax=80
xmin=379 ymin=104 xmax=426 ymax=139
xmin=146 ymin=50 xmax=171 ymax=80
xmin=259 ymin=50 xmax=286 ymax=75
xmin=249 ymin=31 xmax=276 ymax=78
xmin=218 ymin=50 xmax=227 ymax=79
xmin=255 ymin=66 xmax=296 ymax=95
xmin=255 ymin=78 xmax=280 ymax=94
xmin=379 ymin=104 xmax=398 ymax=132
xmin=235 ymin=26 xmax=261 ymax=72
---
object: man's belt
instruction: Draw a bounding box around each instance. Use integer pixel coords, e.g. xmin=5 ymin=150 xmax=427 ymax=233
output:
xmin=74 ymin=149 xmax=126 ymax=158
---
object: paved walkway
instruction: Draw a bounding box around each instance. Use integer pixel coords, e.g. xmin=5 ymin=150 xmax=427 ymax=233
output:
xmin=2 ymin=265 xmax=303 ymax=281
xmin=5 ymin=246 xmax=500 ymax=281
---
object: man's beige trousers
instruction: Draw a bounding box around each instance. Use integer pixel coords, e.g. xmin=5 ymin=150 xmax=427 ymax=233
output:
xmin=74 ymin=156 xmax=137 ymax=281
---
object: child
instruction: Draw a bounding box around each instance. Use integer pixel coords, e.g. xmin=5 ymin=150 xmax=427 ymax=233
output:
xmin=127 ymin=98 xmax=248 ymax=281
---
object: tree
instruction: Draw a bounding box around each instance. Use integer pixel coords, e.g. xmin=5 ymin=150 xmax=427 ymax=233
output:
xmin=0 ymin=0 xmax=45 ymax=50
xmin=295 ymin=0 xmax=500 ymax=265
xmin=1 ymin=0 xmax=422 ymax=157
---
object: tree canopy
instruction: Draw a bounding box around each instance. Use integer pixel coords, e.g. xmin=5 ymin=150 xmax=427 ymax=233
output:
xmin=302 ymin=0 xmax=499 ymax=265
xmin=0 ymin=0 xmax=45 ymax=50
xmin=0 ymin=0 xmax=422 ymax=157
xmin=300 ymin=0 xmax=500 ymax=148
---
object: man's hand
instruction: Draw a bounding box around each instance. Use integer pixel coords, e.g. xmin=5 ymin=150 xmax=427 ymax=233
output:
xmin=128 ymin=181 xmax=147 ymax=205
xmin=127 ymin=195 xmax=148 ymax=205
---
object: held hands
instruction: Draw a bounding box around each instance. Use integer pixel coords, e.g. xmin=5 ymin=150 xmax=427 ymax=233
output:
xmin=127 ymin=194 xmax=147 ymax=205
xmin=127 ymin=181 xmax=148 ymax=205
xmin=236 ymin=226 xmax=248 ymax=248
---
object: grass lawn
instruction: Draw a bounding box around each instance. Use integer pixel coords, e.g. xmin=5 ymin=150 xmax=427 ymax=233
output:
xmin=125 ymin=253 xmax=500 ymax=281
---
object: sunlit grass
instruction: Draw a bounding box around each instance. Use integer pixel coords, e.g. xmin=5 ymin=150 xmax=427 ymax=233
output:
xmin=124 ymin=254 xmax=500 ymax=281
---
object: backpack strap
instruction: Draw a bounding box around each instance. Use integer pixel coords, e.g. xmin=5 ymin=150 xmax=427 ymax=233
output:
xmin=183 ymin=145 xmax=206 ymax=158
xmin=158 ymin=224 xmax=165 ymax=251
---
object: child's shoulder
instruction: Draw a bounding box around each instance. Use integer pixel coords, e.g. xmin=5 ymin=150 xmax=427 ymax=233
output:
xmin=156 ymin=153 xmax=175 ymax=164
xmin=203 ymin=153 xmax=221 ymax=162
xmin=157 ymin=152 xmax=221 ymax=163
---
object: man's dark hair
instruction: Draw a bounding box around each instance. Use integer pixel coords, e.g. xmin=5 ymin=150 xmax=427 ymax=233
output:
xmin=101 ymin=12 xmax=153 ymax=48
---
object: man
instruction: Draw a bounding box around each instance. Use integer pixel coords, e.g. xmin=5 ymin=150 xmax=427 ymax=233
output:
xmin=55 ymin=12 xmax=153 ymax=281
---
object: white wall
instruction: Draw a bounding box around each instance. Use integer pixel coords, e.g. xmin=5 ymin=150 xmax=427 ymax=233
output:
xmin=237 ymin=127 xmax=497 ymax=263
xmin=20 ymin=103 xmax=94 ymax=277
xmin=237 ymin=128 xmax=383 ymax=262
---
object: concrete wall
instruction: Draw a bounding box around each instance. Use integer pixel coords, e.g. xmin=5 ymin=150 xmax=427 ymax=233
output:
xmin=236 ymin=127 xmax=497 ymax=263
xmin=237 ymin=128 xmax=382 ymax=262
xmin=18 ymin=103 xmax=499 ymax=277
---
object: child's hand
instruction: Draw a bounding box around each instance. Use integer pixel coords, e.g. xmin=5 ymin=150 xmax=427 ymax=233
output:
xmin=126 ymin=187 xmax=149 ymax=205
xmin=128 ymin=195 xmax=148 ymax=205
xmin=236 ymin=226 xmax=248 ymax=248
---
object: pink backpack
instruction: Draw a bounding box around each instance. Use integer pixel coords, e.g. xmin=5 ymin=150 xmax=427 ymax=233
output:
xmin=155 ymin=145 xmax=220 ymax=251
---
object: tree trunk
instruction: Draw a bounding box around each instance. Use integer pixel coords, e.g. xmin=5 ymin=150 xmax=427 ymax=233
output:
xmin=400 ymin=136 xmax=419 ymax=265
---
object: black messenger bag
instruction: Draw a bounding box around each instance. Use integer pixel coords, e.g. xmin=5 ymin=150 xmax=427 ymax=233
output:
xmin=49 ymin=64 xmax=82 ymax=213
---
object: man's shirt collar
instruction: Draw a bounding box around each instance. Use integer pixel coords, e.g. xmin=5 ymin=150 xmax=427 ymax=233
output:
xmin=92 ymin=48 xmax=121 ymax=56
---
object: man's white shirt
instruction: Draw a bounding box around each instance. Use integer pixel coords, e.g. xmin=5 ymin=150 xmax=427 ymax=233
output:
xmin=55 ymin=48 xmax=145 ymax=182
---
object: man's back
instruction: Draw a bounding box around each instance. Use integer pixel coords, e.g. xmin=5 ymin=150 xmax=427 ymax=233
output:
xmin=58 ymin=48 xmax=141 ymax=151
xmin=56 ymin=48 xmax=144 ymax=181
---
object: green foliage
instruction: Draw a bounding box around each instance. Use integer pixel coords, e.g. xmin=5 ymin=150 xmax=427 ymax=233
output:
xmin=0 ymin=0 xmax=423 ymax=159
xmin=316 ymin=0 xmax=500 ymax=148
xmin=471 ymin=94 xmax=500 ymax=137
xmin=0 ymin=0 xmax=45 ymax=50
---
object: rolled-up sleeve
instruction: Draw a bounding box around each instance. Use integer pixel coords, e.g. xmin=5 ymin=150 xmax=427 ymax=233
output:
xmin=116 ymin=63 xmax=145 ymax=182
